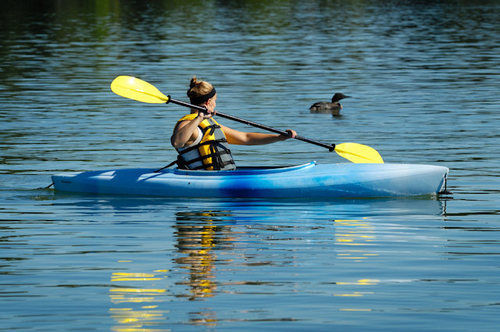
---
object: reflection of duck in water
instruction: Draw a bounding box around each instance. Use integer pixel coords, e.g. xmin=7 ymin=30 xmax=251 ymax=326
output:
xmin=309 ymin=93 xmax=350 ymax=116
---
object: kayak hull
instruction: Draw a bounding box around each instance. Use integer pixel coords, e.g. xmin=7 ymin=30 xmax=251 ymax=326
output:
xmin=51 ymin=162 xmax=449 ymax=198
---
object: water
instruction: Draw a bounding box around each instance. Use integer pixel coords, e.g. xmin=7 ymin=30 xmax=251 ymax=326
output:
xmin=1 ymin=0 xmax=499 ymax=330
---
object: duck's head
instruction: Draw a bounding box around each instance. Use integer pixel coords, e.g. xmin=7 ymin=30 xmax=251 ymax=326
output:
xmin=331 ymin=93 xmax=350 ymax=103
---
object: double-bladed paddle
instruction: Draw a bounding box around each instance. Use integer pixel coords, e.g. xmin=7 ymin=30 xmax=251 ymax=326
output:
xmin=110 ymin=76 xmax=384 ymax=164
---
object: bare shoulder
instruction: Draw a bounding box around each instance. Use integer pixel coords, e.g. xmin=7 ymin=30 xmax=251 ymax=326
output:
xmin=175 ymin=119 xmax=190 ymax=130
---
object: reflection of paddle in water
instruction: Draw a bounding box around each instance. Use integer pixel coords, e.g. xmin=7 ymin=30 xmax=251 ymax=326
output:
xmin=334 ymin=218 xmax=377 ymax=261
xmin=333 ymin=218 xmax=380 ymax=311
xmin=108 ymin=263 xmax=170 ymax=331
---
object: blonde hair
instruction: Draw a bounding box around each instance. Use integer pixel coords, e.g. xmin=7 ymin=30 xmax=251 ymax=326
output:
xmin=187 ymin=76 xmax=216 ymax=105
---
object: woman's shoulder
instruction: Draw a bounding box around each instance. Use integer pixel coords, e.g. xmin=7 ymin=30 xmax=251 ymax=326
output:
xmin=178 ymin=113 xmax=198 ymax=122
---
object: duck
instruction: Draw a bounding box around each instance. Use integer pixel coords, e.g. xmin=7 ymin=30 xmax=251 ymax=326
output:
xmin=309 ymin=93 xmax=350 ymax=116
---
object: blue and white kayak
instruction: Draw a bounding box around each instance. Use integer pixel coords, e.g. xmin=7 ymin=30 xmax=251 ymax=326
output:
xmin=51 ymin=162 xmax=449 ymax=198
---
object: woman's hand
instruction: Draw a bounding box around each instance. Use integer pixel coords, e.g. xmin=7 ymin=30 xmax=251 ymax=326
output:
xmin=197 ymin=108 xmax=214 ymax=120
xmin=280 ymin=129 xmax=297 ymax=140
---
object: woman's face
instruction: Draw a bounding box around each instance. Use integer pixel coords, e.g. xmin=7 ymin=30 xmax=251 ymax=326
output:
xmin=205 ymin=94 xmax=217 ymax=113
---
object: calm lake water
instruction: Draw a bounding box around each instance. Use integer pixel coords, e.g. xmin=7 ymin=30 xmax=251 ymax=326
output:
xmin=1 ymin=0 xmax=499 ymax=331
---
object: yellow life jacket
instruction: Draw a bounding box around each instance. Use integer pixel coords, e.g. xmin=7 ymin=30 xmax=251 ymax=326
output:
xmin=173 ymin=114 xmax=236 ymax=171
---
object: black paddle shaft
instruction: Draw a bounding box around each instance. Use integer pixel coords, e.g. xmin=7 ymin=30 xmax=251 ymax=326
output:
xmin=167 ymin=97 xmax=335 ymax=152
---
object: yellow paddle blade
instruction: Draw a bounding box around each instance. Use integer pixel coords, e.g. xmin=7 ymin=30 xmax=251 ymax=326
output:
xmin=335 ymin=143 xmax=384 ymax=164
xmin=110 ymin=76 xmax=169 ymax=104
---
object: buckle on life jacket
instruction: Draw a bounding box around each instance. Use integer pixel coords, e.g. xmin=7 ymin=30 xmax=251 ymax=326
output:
xmin=202 ymin=123 xmax=219 ymax=136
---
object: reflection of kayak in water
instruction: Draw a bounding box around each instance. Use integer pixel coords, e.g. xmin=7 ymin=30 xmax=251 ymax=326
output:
xmin=51 ymin=162 xmax=448 ymax=199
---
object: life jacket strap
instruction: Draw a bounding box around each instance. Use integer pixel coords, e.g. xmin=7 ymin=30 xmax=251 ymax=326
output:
xmin=179 ymin=138 xmax=227 ymax=154
xmin=201 ymin=123 xmax=219 ymax=136
xmin=177 ymin=156 xmax=235 ymax=170
xmin=182 ymin=151 xmax=232 ymax=166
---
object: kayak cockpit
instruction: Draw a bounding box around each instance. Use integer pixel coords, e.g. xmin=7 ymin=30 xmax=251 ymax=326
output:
xmin=171 ymin=161 xmax=316 ymax=176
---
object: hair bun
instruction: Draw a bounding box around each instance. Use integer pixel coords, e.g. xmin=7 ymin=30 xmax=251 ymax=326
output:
xmin=187 ymin=76 xmax=214 ymax=104
xmin=189 ymin=76 xmax=199 ymax=89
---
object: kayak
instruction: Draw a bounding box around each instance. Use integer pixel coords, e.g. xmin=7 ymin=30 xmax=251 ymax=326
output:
xmin=51 ymin=162 xmax=449 ymax=198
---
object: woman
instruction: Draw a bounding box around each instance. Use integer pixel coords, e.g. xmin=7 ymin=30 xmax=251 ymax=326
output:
xmin=171 ymin=77 xmax=297 ymax=170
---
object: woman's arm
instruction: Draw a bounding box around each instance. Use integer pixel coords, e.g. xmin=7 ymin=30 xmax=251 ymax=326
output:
xmin=221 ymin=125 xmax=296 ymax=145
xmin=171 ymin=115 xmax=204 ymax=148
